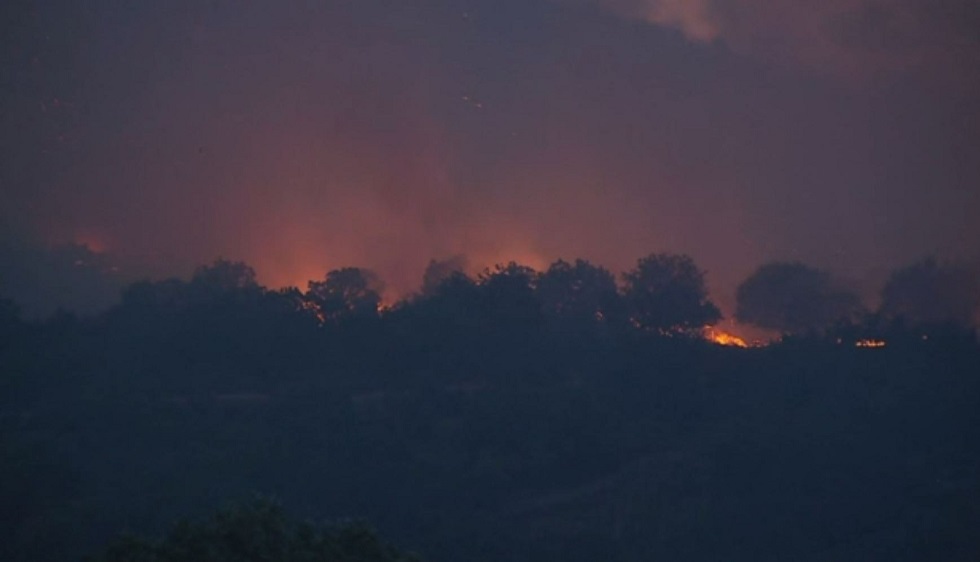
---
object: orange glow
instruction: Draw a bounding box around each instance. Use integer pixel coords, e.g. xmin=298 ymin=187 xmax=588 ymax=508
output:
xmin=71 ymin=230 xmax=109 ymax=253
xmin=298 ymin=299 xmax=326 ymax=325
xmin=705 ymin=329 xmax=749 ymax=348
xmin=855 ymin=339 xmax=886 ymax=348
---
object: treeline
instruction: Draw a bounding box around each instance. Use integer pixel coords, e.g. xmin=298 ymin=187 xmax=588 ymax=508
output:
xmin=2 ymin=253 xmax=979 ymax=562
xmin=2 ymin=251 xmax=978 ymax=409
xmin=3 ymin=251 xmax=976 ymax=346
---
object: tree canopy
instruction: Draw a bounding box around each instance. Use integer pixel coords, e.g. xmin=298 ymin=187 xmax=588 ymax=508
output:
xmin=622 ymin=253 xmax=721 ymax=334
xmin=477 ymin=262 xmax=542 ymax=326
xmin=880 ymin=258 xmax=979 ymax=330
xmin=190 ymin=259 xmax=260 ymax=293
xmin=735 ymin=262 xmax=864 ymax=335
xmin=307 ymin=268 xmax=385 ymax=323
xmin=538 ymin=259 xmax=623 ymax=326
xmin=420 ymin=256 xmax=469 ymax=297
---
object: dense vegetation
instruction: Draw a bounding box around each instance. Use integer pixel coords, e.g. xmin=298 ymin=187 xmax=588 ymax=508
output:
xmin=87 ymin=498 xmax=420 ymax=562
xmin=2 ymin=254 xmax=978 ymax=561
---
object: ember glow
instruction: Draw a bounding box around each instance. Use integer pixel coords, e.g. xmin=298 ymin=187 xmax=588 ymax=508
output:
xmin=705 ymin=329 xmax=750 ymax=348
xmin=855 ymin=339 xmax=887 ymax=348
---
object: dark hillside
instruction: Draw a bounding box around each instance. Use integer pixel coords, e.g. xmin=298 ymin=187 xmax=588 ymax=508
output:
xmin=2 ymin=312 xmax=978 ymax=561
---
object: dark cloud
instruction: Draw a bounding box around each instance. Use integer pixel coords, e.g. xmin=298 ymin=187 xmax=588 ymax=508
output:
xmin=576 ymin=0 xmax=980 ymax=80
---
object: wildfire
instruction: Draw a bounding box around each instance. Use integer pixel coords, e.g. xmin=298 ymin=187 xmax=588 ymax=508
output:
xmin=855 ymin=339 xmax=886 ymax=348
xmin=705 ymin=329 xmax=749 ymax=348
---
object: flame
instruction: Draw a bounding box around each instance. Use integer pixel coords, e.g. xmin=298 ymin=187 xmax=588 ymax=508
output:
xmin=705 ymin=329 xmax=749 ymax=348
xmin=855 ymin=339 xmax=886 ymax=348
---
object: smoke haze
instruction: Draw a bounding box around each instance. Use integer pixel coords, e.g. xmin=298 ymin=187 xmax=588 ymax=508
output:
xmin=2 ymin=0 xmax=978 ymax=316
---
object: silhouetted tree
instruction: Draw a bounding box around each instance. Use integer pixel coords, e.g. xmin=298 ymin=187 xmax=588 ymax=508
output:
xmin=401 ymin=270 xmax=481 ymax=327
xmin=478 ymin=262 xmax=542 ymax=326
xmin=107 ymin=261 xmax=318 ymax=377
xmin=307 ymin=268 xmax=384 ymax=322
xmin=0 ymin=241 xmax=126 ymax=318
xmin=736 ymin=262 xmax=864 ymax=335
xmin=420 ymin=255 xmax=469 ymax=297
xmin=118 ymin=278 xmax=188 ymax=312
xmin=538 ymin=259 xmax=624 ymax=326
xmin=181 ymin=259 xmax=266 ymax=318
xmin=622 ymin=253 xmax=721 ymax=334
xmin=271 ymin=286 xmax=318 ymax=320
xmin=880 ymin=258 xmax=979 ymax=330
xmin=190 ymin=259 xmax=259 ymax=292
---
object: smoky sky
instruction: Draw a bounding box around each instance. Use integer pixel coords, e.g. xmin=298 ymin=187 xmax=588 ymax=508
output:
xmin=2 ymin=0 xmax=979 ymax=313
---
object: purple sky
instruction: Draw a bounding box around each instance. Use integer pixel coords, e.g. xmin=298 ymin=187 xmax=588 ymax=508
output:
xmin=2 ymin=0 xmax=978 ymax=315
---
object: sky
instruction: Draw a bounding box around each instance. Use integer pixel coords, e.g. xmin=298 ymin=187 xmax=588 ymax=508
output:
xmin=2 ymin=0 xmax=979 ymax=316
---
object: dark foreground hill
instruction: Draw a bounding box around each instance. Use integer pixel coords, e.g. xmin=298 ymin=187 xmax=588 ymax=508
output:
xmin=2 ymin=314 xmax=978 ymax=561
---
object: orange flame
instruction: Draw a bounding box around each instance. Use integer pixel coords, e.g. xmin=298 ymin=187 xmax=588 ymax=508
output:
xmin=855 ymin=339 xmax=886 ymax=348
xmin=705 ymin=329 xmax=749 ymax=348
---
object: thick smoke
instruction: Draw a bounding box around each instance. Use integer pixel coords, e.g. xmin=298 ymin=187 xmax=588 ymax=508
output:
xmin=2 ymin=0 xmax=978 ymax=318
xmin=576 ymin=0 xmax=980 ymax=77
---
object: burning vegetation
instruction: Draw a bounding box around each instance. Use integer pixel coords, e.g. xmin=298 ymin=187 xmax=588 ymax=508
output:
xmin=704 ymin=329 xmax=750 ymax=348
xmin=855 ymin=339 xmax=887 ymax=348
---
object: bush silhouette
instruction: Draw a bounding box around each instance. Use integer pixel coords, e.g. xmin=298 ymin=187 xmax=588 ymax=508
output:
xmin=88 ymin=498 xmax=421 ymax=562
